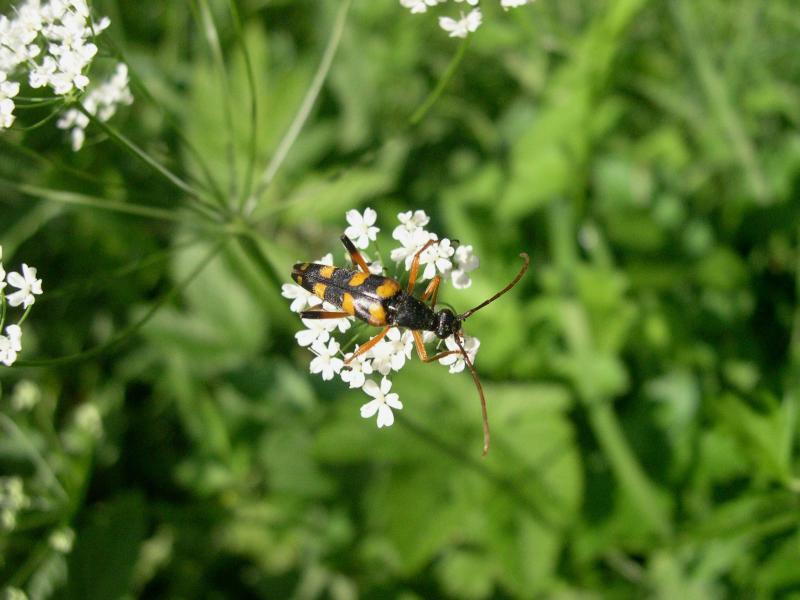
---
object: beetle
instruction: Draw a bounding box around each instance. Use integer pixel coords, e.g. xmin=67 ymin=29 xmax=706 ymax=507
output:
xmin=292 ymin=234 xmax=529 ymax=455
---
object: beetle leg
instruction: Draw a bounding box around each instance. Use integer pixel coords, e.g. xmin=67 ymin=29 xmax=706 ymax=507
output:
xmin=299 ymin=309 xmax=351 ymax=319
xmin=407 ymin=239 xmax=437 ymax=293
xmin=340 ymin=235 xmax=372 ymax=274
xmin=420 ymin=275 xmax=441 ymax=308
xmin=344 ymin=326 xmax=392 ymax=364
xmin=410 ymin=330 xmax=461 ymax=363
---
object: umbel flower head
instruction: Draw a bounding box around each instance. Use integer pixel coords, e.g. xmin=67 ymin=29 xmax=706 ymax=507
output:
xmin=0 ymin=0 xmax=132 ymax=149
xmin=398 ymin=0 xmax=532 ymax=38
xmin=282 ymin=208 xmax=481 ymax=432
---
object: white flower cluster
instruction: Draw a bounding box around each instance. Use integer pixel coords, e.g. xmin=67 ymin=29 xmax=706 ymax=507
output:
xmin=0 ymin=0 xmax=132 ymax=149
xmin=57 ymin=62 xmax=133 ymax=150
xmin=282 ymin=208 xmax=480 ymax=429
xmin=399 ymin=0 xmax=531 ymax=38
xmin=0 ymin=245 xmax=43 ymax=366
xmin=0 ymin=476 xmax=30 ymax=531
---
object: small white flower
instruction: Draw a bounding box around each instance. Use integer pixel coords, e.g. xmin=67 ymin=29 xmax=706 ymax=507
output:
xmin=28 ymin=55 xmax=57 ymax=88
xmin=49 ymin=526 xmax=75 ymax=554
xmin=419 ymin=238 xmax=455 ymax=281
xmin=360 ymin=377 xmax=403 ymax=428
xmin=94 ymin=16 xmax=111 ymax=33
xmin=0 ymin=73 xmax=20 ymax=129
xmin=0 ymin=324 xmax=23 ymax=367
xmin=5 ymin=263 xmax=43 ymax=308
xmin=439 ymin=8 xmax=483 ymax=38
xmin=11 ymin=380 xmax=41 ymax=411
xmin=3 ymin=586 xmax=27 ymax=600
xmin=390 ymin=227 xmax=436 ymax=267
xmin=438 ymin=334 xmax=480 ymax=373
xmin=0 ymin=476 xmax=29 ymax=531
xmin=501 ymin=0 xmax=529 ymax=8
xmin=371 ymin=328 xmax=414 ymax=375
xmin=368 ymin=259 xmax=384 ymax=275
xmin=56 ymin=62 xmax=133 ymax=151
xmin=340 ymin=352 xmax=374 ymax=389
xmin=309 ymin=338 xmax=344 ymax=381
xmin=449 ymin=244 xmax=480 ymax=289
xmin=350 ymin=250 xmax=384 ymax=275
xmin=344 ymin=207 xmax=379 ymax=249
xmin=392 ymin=210 xmax=430 ymax=241
xmin=295 ymin=317 xmax=336 ymax=348
xmin=74 ymin=402 xmax=103 ymax=438
xmin=399 ymin=0 xmax=441 ymax=14
xmin=321 ymin=300 xmax=353 ymax=333
xmin=281 ymin=282 xmax=321 ymax=313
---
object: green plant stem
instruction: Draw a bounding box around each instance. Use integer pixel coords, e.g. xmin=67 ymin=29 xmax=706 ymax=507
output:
xmin=3 ymin=139 xmax=131 ymax=189
xmin=247 ymin=0 xmax=352 ymax=215
xmin=249 ymin=31 xmax=468 ymax=226
xmin=409 ymin=35 xmax=471 ymax=126
xmin=196 ymin=0 xmax=239 ymax=203
xmin=77 ymin=103 xmax=222 ymax=220
xmin=103 ymin=36 xmax=229 ymax=206
xmin=783 ymin=225 xmax=800 ymax=484
xmin=0 ymin=179 xmax=222 ymax=231
xmin=228 ymin=0 xmax=259 ymax=211
xmin=0 ymin=414 xmax=67 ymax=500
xmin=587 ymin=403 xmax=671 ymax=537
xmin=234 ymin=230 xmax=284 ymax=293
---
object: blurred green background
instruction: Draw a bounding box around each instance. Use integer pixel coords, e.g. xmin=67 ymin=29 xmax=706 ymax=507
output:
xmin=2 ymin=0 xmax=800 ymax=598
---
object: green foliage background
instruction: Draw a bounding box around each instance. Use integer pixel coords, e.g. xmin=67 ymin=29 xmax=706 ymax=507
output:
xmin=2 ymin=0 xmax=800 ymax=598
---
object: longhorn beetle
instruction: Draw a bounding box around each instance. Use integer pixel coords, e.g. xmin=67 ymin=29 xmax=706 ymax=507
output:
xmin=292 ymin=235 xmax=529 ymax=455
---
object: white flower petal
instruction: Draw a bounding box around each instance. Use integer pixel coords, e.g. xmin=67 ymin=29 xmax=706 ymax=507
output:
xmin=385 ymin=393 xmax=402 ymax=410
xmin=376 ymin=404 xmax=394 ymax=427
xmin=363 ymin=379 xmax=381 ymax=399
xmin=360 ymin=399 xmax=380 ymax=418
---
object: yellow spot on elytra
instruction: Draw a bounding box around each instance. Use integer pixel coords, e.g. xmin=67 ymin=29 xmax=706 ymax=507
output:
xmin=376 ymin=279 xmax=401 ymax=298
xmin=368 ymin=303 xmax=387 ymax=325
xmin=294 ymin=274 xmax=303 ymax=285
xmin=299 ymin=263 xmax=310 ymax=271
xmin=313 ymin=283 xmax=327 ymax=299
xmin=349 ymin=272 xmax=369 ymax=287
xmin=342 ymin=293 xmax=355 ymax=316
xmin=319 ymin=265 xmax=335 ymax=279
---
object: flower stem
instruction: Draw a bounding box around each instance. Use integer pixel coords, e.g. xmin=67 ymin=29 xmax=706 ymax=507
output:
xmin=195 ymin=0 xmax=239 ymax=203
xmin=247 ymin=0 xmax=352 ymax=215
xmin=234 ymin=231 xmax=284 ymax=293
xmin=76 ymin=103 xmax=221 ymax=219
xmin=0 ymin=178 xmax=223 ymax=231
xmin=228 ymin=0 xmax=259 ymax=212
xmin=102 ymin=36 xmax=230 ymax=207
xmin=0 ymin=414 xmax=67 ymax=500
xmin=409 ymin=35 xmax=471 ymax=126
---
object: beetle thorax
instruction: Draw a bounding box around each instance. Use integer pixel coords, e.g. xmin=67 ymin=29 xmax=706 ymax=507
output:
xmin=435 ymin=309 xmax=461 ymax=339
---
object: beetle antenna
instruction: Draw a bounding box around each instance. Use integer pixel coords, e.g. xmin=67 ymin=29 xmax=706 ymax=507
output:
xmin=454 ymin=334 xmax=490 ymax=455
xmin=459 ymin=253 xmax=530 ymax=321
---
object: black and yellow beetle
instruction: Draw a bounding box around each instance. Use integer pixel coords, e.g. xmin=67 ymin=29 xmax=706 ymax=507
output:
xmin=292 ymin=234 xmax=529 ymax=454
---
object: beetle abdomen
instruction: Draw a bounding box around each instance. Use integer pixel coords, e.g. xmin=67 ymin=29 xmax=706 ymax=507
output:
xmin=292 ymin=263 xmax=403 ymax=326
